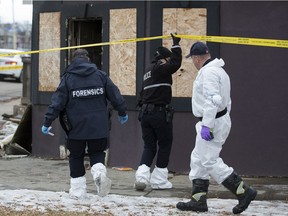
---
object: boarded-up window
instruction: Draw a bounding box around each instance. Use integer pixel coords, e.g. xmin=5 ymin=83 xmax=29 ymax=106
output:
xmin=163 ymin=8 xmax=207 ymax=98
xmin=109 ymin=9 xmax=136 ymax=96
xmin=38 ymin=12 xmax=61 ymax=91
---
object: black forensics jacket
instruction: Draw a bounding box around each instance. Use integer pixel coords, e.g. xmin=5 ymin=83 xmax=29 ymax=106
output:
xmin=43 ymin=57 xmax=127 ymax=139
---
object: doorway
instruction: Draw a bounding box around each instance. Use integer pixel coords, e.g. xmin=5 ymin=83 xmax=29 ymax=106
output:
xmin=67 ymin=18 xmax=102 ymax=69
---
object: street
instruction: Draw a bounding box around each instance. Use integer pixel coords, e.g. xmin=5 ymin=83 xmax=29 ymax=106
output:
xmin=0 ymin=80 xmax=22 ymax=117
xmin=0 ymin=79 xmax=22 ymax=101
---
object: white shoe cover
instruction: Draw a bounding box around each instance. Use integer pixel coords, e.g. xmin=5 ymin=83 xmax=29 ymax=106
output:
xmin=69 ymin=176 xmax=87 ymax=200
xmin=135 ymin=164 xmax=151 ymax=184
xmin=150 ymin=166 xmax=172 ymax=189
xmin=134 ymin=164 xmax=150 ymax=190
xmin=91 ymin=163 xmax=112 ymax=197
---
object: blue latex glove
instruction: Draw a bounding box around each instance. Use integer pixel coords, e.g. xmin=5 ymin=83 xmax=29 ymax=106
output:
xmin=41 ymin=125 xmax=49 ymax=135
xmin=201 ymin=126 xmax=214 ymax=141
xmin=118 ymin=114 xmax=128 ymax=125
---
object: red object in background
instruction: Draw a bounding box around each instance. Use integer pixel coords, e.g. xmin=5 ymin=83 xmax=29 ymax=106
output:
xmin=5 ymin=61 xmax=18 ymax=65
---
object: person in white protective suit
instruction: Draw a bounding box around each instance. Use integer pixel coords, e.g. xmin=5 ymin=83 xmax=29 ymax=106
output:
xmin=176 ymin=42 xmax=257 ymax=214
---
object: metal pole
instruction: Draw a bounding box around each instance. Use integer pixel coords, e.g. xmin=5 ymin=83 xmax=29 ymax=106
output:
xmin=12 ymin=0 xmax=17 ymax=49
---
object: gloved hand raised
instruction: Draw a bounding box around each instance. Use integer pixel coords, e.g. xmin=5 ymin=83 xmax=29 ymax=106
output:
xmin=201 ymin=126 xmax=214 ymax=141
xmin=171 ymin=33 xmax=181 ymax=46
xmin=118 ymin=114 xmax=128 ymax=125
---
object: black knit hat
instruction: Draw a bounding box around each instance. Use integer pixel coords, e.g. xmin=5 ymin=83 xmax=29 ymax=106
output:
xmin=155 ymin=46 xmax=172 ymax=60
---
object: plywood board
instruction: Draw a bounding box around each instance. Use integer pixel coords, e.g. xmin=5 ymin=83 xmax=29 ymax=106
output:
xmin=38 ymin=12 xmax=61 ymax=92
xmin=109 ymin=9 xmax=136 ymax=96
xmin=163 ymin=8 xmax=207 ymax=98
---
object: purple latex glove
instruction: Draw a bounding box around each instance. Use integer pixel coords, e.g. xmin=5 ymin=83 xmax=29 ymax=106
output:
xmin=201 ymin=126 xmax=214 ymax=141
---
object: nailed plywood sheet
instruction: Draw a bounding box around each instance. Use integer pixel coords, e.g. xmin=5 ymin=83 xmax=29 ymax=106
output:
xmin=38 ymin=12 xmax=61 ymax=92
xmin=109 ymin=9 xmax=136 ymax=96
xmin=163 ymin=8 xmax=207 ymax=98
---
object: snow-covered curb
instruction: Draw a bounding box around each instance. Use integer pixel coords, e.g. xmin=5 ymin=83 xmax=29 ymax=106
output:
xmin=0 ymin=189 xmax=287 ymax=215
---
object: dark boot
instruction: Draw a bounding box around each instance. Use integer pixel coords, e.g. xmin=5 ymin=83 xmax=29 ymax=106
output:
xmin=176 ymin=179 xmax=209 ymax=212
xmin=222 ymin=171 xmax=257 ymax=214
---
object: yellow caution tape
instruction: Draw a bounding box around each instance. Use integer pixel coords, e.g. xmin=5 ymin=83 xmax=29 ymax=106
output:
xmin=0 ymin=65 xmax=23 ymax=71
xmin=0 ymin=34 xmax=287 ymax=57
xmin=178 ymin=35 xmax=288 ymax=48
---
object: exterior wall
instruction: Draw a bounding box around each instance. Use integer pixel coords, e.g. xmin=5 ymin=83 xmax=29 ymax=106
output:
xmin=108 ymin=1 xmax=220 ymax=173
xmin=219 ymin=1 xmax=288 ymax=176
xmin=31 ymin=1 xmax=146 ymax=158
xmin=31 ymin=1 xmax=288 ymax=176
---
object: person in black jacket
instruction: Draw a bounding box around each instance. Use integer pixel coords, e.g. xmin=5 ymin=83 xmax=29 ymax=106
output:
xmin=134 ymin=33 xmax=182 ymax=191
xmin=41 ymin=49 xmax=128 ymax=199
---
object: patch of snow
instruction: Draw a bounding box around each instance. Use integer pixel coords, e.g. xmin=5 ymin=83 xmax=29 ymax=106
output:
xmin=0 ymin=189 xmax=287 ymax=215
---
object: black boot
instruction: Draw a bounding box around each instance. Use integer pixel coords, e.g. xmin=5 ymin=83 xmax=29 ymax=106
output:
xmin=176 ymin=179 xmax=209 ymax=212
xmin=222 ymin=171 xmax=257 ymax=214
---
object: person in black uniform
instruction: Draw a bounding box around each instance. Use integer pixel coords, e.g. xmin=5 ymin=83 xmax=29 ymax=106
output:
xmin=134 ymin=33 xmax=182 ymax=191
xmin=41 ymin=49 xmax=128 ymax=199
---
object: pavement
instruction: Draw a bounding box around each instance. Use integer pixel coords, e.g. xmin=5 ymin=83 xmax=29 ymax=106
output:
xmin=0 ymin=98 xmax=287 ymax=202
xmin=0 ymin=98 xmax=21 ymax=118
xmin=0 ymin=156 xmax=287 ymax=201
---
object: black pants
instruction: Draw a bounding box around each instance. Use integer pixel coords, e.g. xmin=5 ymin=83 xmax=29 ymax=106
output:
xmin=140 ymin=110 xmax=173 ymax=168
xmin=67 ymin=138 xmax=108 ymax=178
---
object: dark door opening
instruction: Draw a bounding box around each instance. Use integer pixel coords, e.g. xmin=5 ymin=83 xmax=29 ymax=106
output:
xmin=68 ymin=18 xmax=102 ymax=69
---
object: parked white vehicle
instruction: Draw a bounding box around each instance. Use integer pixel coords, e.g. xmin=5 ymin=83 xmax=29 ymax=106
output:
xmin=0 ymin=49 xmax=25 ymax=82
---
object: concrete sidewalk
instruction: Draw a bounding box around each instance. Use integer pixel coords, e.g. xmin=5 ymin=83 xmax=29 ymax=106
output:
xmin=0 ymin=156 xmax=287 ymax=201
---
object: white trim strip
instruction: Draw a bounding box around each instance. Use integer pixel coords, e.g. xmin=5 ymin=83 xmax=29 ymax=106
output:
xmin=143 ymin=83 xmax=172 ymax=90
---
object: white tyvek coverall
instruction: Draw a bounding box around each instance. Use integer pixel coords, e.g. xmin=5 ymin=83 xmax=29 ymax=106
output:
xmin=189 ymin=58 xmax=234 ymax=184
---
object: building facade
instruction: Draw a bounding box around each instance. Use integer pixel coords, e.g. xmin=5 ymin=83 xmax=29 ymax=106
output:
xmin=31 ymin=1 xmax=288 ymax=176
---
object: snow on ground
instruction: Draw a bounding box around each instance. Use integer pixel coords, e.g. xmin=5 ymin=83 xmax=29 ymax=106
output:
xmin=0 ymin=121 xmax=18 ymax=140
xmin=0 ymin=189 xmax=287 ymax=216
